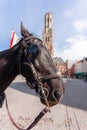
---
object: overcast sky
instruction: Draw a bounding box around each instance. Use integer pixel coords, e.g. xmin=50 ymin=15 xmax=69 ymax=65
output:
xmin=0 ymin=0 xmax=87 ymax=67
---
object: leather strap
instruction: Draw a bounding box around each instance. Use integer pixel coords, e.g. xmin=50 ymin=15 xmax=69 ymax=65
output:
xmin=5 ymin=95 xmax=50 ymax=130
xmin=41 ymin=74 xmax=61 ymax=82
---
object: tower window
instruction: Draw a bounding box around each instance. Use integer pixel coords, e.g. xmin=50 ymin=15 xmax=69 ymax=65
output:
xmin=45 ymin=36 xmax=50 ymax=42
xmin=48 ymin=36 xmax=49 ymax=42
xmin=46 ymin=36 xmax=47 ymax=42
xmin=47 ymin=17 xmax=49 ymax=23
xmin=47 ymin=17 xmax=49 ymax=26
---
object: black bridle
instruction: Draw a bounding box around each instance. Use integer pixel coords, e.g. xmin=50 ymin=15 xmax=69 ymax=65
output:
xmin=18 ymin=36 xmax=61 ymax=107
xmin=3 ymin=36 xmax=62 ymax=130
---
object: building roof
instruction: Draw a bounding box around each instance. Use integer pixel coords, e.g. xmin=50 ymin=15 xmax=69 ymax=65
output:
xmin=53 ymin=57 xmax=64 ymax=64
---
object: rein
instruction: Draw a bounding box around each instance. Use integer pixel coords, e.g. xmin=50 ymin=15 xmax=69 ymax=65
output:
xmin=5 ymin=95 xmax=50 ymax=130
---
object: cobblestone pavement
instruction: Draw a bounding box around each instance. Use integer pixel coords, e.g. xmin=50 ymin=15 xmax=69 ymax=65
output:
xmin=0 ymin=76 xmax=87 ymax=130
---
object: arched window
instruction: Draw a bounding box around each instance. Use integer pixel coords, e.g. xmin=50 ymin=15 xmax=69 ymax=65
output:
xmin=47 ymin=17 xmax=49 ymax=26
xmin=48 ymin=36 xmax=49 ymax=42
xmin=46 ymin=36 xmax=47 ymax=42
xmin=47 ymin=17 xmax=49 ymax=23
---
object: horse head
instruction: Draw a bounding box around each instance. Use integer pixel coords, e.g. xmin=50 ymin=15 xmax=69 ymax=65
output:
xmin=17 ymin=22 xmax=64 ymax=107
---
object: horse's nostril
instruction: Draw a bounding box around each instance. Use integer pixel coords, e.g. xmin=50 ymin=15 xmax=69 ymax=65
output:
xmin=39 ymin=88 xmax=49 ymax=99
xmin=55 ymin=91 xmax=60 ymax=99
xmin=52 ymin=90 xmax=61 ymax=101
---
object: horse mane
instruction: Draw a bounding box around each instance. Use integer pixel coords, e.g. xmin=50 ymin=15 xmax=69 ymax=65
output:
xmin=0 ymin=49 xmax=9 ymax=56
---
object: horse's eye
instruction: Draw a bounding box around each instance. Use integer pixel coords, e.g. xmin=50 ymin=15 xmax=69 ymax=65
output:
xmin=27 ymin=45 xmax=39 ymax=59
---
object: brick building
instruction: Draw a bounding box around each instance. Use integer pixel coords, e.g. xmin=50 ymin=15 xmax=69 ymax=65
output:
xmin=53 ymin=57 xmax=68 ymax=77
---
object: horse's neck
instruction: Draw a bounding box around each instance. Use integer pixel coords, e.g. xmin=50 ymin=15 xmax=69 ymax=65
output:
xmin=0 ymin=44 xmax=21 ymax=93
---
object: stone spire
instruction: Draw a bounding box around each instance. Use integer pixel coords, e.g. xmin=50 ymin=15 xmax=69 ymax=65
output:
xmin=42 ymin=12 xmax=54 ymax=57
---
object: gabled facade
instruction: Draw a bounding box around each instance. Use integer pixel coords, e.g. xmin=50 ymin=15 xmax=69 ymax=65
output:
xmin=53 ymin=57 xmax=68 ymax=77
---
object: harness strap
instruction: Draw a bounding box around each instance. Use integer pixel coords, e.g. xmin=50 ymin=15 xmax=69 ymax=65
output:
xmin=41 ymin=74 xmax=61 ymax=82
xmin=5 ymin=95 xmax=50 ymax=130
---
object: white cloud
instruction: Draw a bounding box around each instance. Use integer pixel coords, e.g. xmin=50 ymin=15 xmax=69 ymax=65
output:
xmin=54 ymin=34 xmax=87 ymax=67
xmin=55 ymin=0 xmax=87 ymax=67
xmin=64 ymin=0 xmax=87 ymax=19
xmin=72 ymin=19 xmax=87 ymax=33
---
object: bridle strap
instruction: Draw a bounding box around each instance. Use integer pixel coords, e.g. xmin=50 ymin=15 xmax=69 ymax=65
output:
xmin=18 ymin=36 xmax=42 ymax=74
xmin=41 ymin=74 xmax=61 ymax=82
xmin=25 ymin=36 xmax=43 ymax=43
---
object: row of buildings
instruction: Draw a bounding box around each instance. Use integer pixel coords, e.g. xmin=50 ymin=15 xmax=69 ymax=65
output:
xmin=42 ymin=12 xmax=68 ymax=77
xmin=69 ymin=58 xmax=87 ymax=78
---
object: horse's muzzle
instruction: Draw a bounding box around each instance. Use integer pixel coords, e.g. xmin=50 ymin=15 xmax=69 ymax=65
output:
xmin=40 ymin=88 xmax=62 ymax=107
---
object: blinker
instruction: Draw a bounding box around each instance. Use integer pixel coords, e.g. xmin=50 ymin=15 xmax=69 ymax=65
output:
xmin=27 ymin=45 xmax=39 ymax=59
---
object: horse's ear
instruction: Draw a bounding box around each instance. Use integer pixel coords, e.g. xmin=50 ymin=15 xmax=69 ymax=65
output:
xmin=21 ymin=22 xmax=30 ymax=38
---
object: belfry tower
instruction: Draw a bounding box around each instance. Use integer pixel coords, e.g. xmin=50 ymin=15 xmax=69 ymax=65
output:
xmin=42 ymin=12 xmax=54 ymax=57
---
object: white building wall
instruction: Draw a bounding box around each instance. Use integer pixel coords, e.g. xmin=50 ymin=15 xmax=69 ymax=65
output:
xmin=85 ymin=61 xmax=87 ymax=72
xmin=74 ymin=58 xmax=87 ymax=74
xmin=74 ymin=62 xmax=82 ymax=73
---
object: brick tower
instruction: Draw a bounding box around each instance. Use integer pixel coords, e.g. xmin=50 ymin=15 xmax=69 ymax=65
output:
xmin=42 ymin=12 xmax=54 ymax=57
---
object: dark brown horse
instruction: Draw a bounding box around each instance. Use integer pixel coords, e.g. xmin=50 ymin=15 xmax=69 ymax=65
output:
xmin=0 ymin=22 xmax=64 ymax=108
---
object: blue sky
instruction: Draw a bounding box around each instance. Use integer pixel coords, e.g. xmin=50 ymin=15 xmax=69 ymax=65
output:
xmin=0 ymin=0 xmax=87 ymax=66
